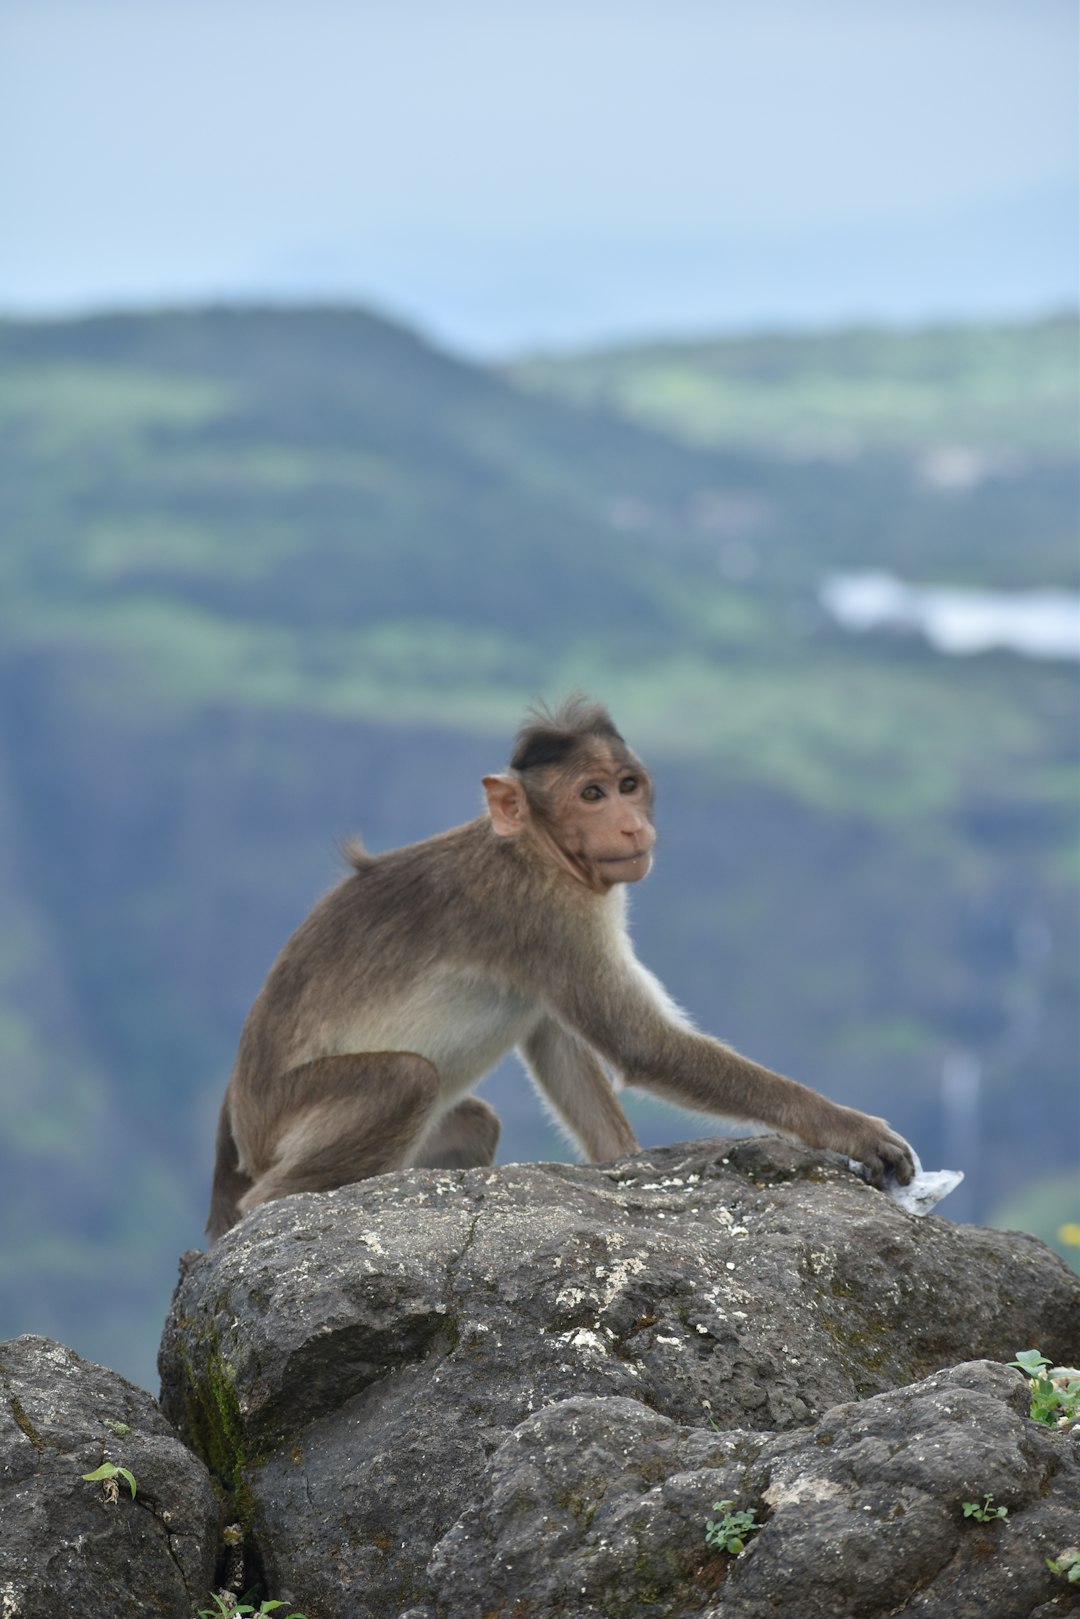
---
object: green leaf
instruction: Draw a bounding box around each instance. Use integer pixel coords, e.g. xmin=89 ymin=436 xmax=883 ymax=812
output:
xmin=706 ymin=1498 xmax=762 ymax=1555
xmin=81 ymin=1460 xmax=136 ymax=1497
xmin=1010 ymin=1349 xmax=1051 ymax=1374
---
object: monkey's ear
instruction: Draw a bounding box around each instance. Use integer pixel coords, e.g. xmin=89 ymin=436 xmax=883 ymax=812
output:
xmin=483 ymin=774 xmax=528 ymax=838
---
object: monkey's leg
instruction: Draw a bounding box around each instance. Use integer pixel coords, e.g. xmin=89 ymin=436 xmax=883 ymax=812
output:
xmin=207 ymin=1097 xmax=255 ymax=1240
xmin=238 ymin=1051 xmax=440 ymax=1218
xmin=411 ymin=1095 xmax=501 ymax=1169
xmin=521 ymin=1016 xmax=639 ymax=1162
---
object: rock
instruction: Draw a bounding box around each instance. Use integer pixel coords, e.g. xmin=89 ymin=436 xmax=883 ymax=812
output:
xmin=157 ymin=1136 xmax=1080 ymax=1619
xmin=0 ymin=1333 xmax=220 ymax=1618
xmin=428 ymin=1361 xmax=1080 ymax=1619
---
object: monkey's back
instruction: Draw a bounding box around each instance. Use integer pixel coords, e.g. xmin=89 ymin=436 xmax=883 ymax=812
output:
xmin=227 ymin=817 xmax=554 ymax=1128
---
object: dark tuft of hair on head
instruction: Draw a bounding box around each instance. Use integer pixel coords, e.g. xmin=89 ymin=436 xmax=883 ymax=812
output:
xmin=510 ymin=695 xmax=623 ymax=773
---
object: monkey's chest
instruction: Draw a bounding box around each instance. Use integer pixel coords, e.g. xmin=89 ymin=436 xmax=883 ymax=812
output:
xmin=334 ymin=968 xmax=539 ymax=1094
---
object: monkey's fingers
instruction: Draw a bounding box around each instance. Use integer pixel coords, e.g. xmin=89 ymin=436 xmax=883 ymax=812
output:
xmin=880 ymin=1129 xmax=916 ymax=1187
xmin=842 ymin=1112 xmax=915 ymax=1190
xmin=864 ymin=1140 xmax=916 ymax=1190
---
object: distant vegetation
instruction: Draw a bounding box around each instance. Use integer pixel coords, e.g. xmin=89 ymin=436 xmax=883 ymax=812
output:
xmin=0 ymin=307 xmax=1075 ymax=1389
xmin=512 ymin=315 xmax=1079 ymax=460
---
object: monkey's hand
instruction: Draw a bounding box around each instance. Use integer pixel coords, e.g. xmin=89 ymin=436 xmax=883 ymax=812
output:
xmin=827 ymin=1107 xmax=915 ymax=1191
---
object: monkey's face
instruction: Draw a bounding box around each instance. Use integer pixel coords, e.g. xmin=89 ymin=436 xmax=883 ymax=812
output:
xmin=545 ymin=745 xmax=656 ymax=888
xmin=484 ymin=740 xmax=656 ymax=890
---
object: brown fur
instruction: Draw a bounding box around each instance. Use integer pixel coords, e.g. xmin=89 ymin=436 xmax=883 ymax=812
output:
xmin=207 ymin=698 xmax=913 ymax=1239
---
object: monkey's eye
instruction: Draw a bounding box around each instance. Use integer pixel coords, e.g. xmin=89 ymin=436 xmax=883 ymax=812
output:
xmin=580 ymin=784 xmax=605 ymax=802
xmin=619 ymin=776 xmax=639 ymax=794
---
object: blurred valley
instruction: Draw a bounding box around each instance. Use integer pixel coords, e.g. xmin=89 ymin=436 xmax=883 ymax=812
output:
xmin=0 ymin=306 xmax=1076 ymax=1391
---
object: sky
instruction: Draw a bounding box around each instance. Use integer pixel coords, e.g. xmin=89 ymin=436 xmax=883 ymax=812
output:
xmin=3 ymin=0 xmax=1077 ymax=354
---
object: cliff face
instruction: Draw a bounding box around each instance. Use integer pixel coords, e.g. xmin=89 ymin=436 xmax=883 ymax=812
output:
xmin=156 ymin=1137 xmax=1080 ymax=1619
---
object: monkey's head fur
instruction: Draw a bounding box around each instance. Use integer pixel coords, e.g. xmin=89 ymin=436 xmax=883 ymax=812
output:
xmin=484 ymin=696 xmax=656 ymax=892
xmin=509 ymin=695 xmax=624 ymax=773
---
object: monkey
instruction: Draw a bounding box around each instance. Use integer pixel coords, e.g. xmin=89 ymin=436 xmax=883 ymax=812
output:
xmin=207 ymin=696 xmax=914 ymax=1239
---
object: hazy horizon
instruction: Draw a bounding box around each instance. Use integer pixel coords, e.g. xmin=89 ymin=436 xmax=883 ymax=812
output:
xmin=4 ymin=0 xmax=1076 ymax=354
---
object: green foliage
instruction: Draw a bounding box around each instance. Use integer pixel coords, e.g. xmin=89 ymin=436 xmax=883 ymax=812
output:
xmin=81 ymin=1461 xmax=136 ymax=1499
xmin=198 ymin=1597 xmax=307 ymax=1619
xmin=1046 ymin=1549 xmax=1080 ymax=1583
xmin=961 ymin=1493 xmax=1008 ymax=1523
xmin=705 ymin=1499 xmax=762 ymax=1555
xmin=512 ymin=316 xmax=1080 ymax=460
xmin=1009 ymin=1349 xmax=1080 ymax=1428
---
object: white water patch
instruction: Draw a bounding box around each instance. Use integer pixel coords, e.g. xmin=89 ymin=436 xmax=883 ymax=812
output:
xmin=821 ymin=574 xmax=1080 ymax=661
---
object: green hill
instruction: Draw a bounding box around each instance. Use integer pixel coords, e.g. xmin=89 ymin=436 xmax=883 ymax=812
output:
xmin=511 ymin=315 xmax=1080 ymax=591
xmin=510 ymin=314 xmax=1079 ymax=460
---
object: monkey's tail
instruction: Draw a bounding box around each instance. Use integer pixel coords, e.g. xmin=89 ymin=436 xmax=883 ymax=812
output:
xmin=341 ymin=833 xmax=374 ymax=870
xmin=206 ymin=1097 xmax=253 ymax=1242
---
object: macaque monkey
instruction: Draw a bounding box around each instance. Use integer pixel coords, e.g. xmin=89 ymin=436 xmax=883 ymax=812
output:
xmin=207 ymin=698 xmax=914 ymax=1239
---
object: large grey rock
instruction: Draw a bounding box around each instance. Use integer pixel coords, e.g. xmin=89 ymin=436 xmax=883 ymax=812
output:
xmin=157 ymin=1136 xmax=1080 ymax=1619
xmin=0 ymin=1334 xmax=219 ymax=1618
xmin=426 ymin=1361 xmax=1080 ymax=1619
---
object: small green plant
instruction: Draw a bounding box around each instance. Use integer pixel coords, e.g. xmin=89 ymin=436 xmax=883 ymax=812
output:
xmin=961 ymin=1493 xmax=1008 ymax=1523
xmin=705 ymin=1499 xmax=762 ymax=1555
xmin=1046 ymin=1548 xmax=1080 ymax=1584
xmin=81 ymin=1461 xmax=136 ymax=1502
xmin=198 ymin=1597 xmax=307 ymax=1619
xmin=1009 ymin=1349 xmax=1080 ymax=1429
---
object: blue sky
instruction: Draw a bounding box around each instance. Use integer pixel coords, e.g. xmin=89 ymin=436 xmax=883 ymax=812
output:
xmin=3 ymin=0 xmax=1076 ymax=353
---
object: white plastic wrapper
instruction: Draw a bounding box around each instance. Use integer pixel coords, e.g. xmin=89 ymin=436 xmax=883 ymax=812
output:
xmin=850 ymin=1148 xmax=964 ymax=1215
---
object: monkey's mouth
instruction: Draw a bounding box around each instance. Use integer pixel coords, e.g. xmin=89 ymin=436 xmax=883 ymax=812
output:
xmin=600 ymin=850 xmax=651 ymax=864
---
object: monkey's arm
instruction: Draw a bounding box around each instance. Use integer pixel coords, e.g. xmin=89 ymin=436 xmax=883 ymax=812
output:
xmin=520 ymin=1016 xmax=640 ymax=1162
xmin=539 ymin=944 xmax=914 ymax=1188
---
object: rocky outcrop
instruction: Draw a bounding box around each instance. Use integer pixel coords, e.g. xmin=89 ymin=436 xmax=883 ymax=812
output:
xmin=420 ymin=1361 xmax=1080 ymax=1619
xmin=157 ymin=1136 xmax=1080 ymax=1619
xmin=0 ymin=1334 xmax=219 ymax=1618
